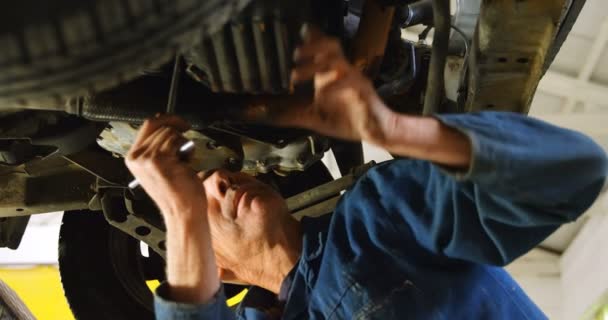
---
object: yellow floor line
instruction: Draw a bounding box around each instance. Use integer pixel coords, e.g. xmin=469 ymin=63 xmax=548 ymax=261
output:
xmin=0 ymin=266 xmax=73 ymax=320
xmin=0 ymin=266 xmax=248 ymax=319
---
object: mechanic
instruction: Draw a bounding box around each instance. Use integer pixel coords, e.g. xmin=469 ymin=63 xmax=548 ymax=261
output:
xmin=125 ymin=28 xmax=608 ymax=319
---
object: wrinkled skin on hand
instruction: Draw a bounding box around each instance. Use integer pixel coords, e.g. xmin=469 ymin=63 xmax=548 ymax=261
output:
xmin=125 ymin=115 xmax=301 ymax=293
xmin=125 ymin=114 xmax=202 ymax=217
xmin=274 ymin=27 xmax=397 ymax=145
xmin=123 ymin=28 xmax=471 ymax=302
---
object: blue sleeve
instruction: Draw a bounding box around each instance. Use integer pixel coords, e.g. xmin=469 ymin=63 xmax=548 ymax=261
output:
xmin=154 ymin=283 xmax=237 ymax=320
xmin=364 ymin=112 xmax=607 ymax=266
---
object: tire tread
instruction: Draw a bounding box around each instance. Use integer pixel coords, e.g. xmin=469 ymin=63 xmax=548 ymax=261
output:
xmin=0 ymin=0 xmax=252 ymax=108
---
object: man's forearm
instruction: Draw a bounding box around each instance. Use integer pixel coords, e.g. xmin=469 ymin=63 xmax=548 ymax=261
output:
xmin=164 ymin=212 xmax=220 ymax=304
xmin=380 ymin=111 xmax=472 ymax=169
xmin=374 ymin=111 xmax=607 ymax=265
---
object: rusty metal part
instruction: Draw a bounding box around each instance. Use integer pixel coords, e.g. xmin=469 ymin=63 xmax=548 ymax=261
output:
xmin=101 ymin=192 xmax=167 ymax=259
xmin=0 ymin=216 xmax=30 ymax=249
xmin=97 ymin=122 xmax=243 ymax=174
xmin=465 ymin=0 xmax=568 ymax=113
xmin=126 ymin=55 xmax=185 ymax=193
xmin=241 ymin=135 xmax=327 ymax=174
xmin=0 ymin=112 xmax=103 ymax=167
xmin=445 ymin=56 xmax=466 ymax=103
xmin=123 ymin=55 xmax=187 ymax=193
xmin=166 ymin=55 xmax=183 ymax=114
xmin=287 ymin=161 xmax=375 ymax=213
xmin=351 ymin=0 xmax=396 ymax=77
xmin=422 ymin=0 xmax=450 ymax=115
xmin=0 ymin=167 xmax=95 ymax=217
xmin=129 ymin=49 xmax=183 ymax=189
xmin=102 ymin=161 xmax=376 ymax=260
xmin=64 ymin=148 xmax=132 ymax=186
xmin=69 ymin=74 xmax=314 ymax=128
xmin=292 ymin=195 xmax=341 ymax=221
xmin=64 ymin=65 xmax=317 ymax=128
xmin=184 ymin=0 xmax=307 ymax=94
xmin=97 ymin=121 xmax=327 ymax=176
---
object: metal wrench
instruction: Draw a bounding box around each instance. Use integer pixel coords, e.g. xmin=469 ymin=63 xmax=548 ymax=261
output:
xmin=128 ymin=54 xmax=195 ymax=189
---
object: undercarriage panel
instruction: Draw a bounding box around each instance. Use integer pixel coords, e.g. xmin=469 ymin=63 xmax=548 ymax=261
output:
xmin=465 ymin=0 xmax=570 ymax=113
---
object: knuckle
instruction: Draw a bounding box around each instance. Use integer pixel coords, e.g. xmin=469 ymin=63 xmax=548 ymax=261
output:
xmin=149 ymin=149 xmax=163 ymax=159
xmin=167 ymin=126 xmax=179 ymax=138
xmin=126 ymin=148 xmax=142 ymax=161
xmin=165 ymin=134 xmax=177 ymax=145
xmin=167 ymin=127 xmax=179 ymax=137
xmin=141 ymin=119 xmax=154 ymax=130
xmin=165 ymin=133 xmax=180 ymax=147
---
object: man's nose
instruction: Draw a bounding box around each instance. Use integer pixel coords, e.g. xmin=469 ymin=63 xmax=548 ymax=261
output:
xmin=207 ymin=169 xmax=234 ymax=199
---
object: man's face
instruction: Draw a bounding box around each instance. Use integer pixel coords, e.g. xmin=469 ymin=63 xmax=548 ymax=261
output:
xmin=199 ymin=169 xmax=293 ymax=280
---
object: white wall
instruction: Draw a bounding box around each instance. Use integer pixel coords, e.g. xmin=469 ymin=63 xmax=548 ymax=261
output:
xmin=560 ymin=193 xmax=608 ymax=319
xmin=0 ymin=212 xmax=62 ymax=265
xmin=507 ymin=192 xmax=608 ymax=320
xmin=507 ymin=250 xmax=563 ymax=320
xmin=355 ymin=142 xmax=608 ymax=320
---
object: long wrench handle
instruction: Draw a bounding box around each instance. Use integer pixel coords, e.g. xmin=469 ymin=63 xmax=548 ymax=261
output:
xmin=128 ymin=53 xmax=187 ymax=190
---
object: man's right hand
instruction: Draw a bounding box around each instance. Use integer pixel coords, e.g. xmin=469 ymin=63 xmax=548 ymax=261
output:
xmin=276 ymin=27 xmax=397 ymax=145
xmin=276 ymin=27 xmax=472 ymax=168
xmin=124 ymin=114 xmax=204 ymax=218
xmin=125 ymin=114 xmax=221 ymax=304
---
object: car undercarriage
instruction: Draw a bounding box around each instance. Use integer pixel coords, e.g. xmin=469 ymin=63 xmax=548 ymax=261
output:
xmin=0 ymin=0 xmax=585 ymax=318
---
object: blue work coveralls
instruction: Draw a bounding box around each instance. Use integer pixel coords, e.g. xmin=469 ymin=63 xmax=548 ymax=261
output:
xmin=155 ymin=112 xmax=608 ymax=319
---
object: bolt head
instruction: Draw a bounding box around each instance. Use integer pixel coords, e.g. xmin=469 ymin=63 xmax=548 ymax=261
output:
xmin=257 ymin=160 xmax=267 ymax=167
xmin=206 ymin=141 xmax=219 ymax=150
xmin=297 ymin=156 xmax=308 ymax=165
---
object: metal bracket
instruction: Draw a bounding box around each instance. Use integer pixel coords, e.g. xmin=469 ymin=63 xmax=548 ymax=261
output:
xmin=288 ymin=162 xmax=375 ymax=220
xmin=0 ymin=216 xmax=30 ymax=249
xmin=100 ymin=162 xmax=376 ymax=259
xmin=100 ymin=191 xmax=167 ymax=259
xmin=0 ymin=167 xmax=95 ymax=217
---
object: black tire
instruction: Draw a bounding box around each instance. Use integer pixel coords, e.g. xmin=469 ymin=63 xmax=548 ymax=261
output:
xmin=0 ymin=0 xmax=252 ymax=109
xmin=543 ymin=0 xmax=587 ymax=73
xmin=59 ymin=210 xmax=158 ymax=320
